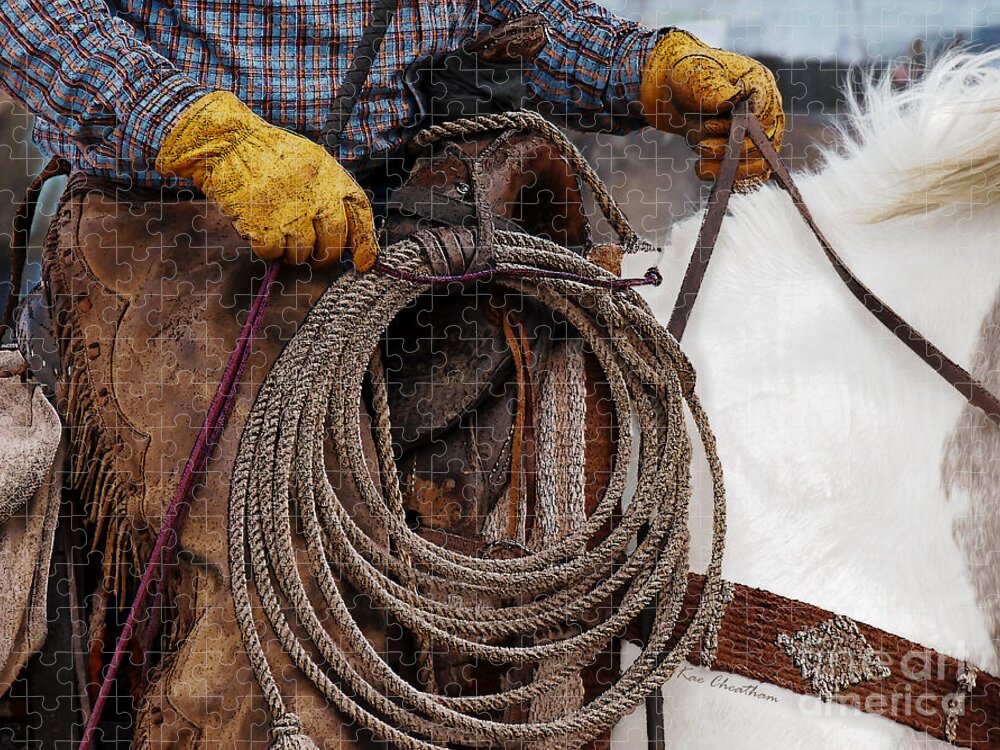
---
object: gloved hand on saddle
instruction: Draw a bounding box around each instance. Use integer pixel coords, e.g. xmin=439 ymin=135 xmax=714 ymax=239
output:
xmin=155 ymin=91 xmax=379 ymax=271
xmin=640 ymin=29 xmax=784 ymax=183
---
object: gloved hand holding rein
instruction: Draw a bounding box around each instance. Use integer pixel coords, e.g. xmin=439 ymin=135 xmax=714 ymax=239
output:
xmin=640 ymin=29 xmax=784 ymax=182
xmin=155 ymin=90 xmax=380 ymax=272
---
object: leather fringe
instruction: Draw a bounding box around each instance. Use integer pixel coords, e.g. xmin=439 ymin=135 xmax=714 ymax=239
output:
xmin=41 ymin=183 xmax=151 ymax=605
xmin=60 ymin=327 xmax=142 ymax=602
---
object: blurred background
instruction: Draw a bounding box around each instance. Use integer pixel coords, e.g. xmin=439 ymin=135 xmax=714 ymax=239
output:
xmin=2 ymin=0 xmax=999 ymax=290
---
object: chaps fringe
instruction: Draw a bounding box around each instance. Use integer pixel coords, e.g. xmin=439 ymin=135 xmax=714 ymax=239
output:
xmin=43 ymin=184 xmax=154 ymax=608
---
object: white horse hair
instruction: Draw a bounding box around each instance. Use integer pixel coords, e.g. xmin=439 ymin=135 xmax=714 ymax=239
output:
xmin=617 ymin=51 xmax=1000 ymax=748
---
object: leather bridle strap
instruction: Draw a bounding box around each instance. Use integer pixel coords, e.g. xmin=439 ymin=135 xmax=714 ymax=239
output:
xmin=667 ymin=100 xmax=1000 ymax=426
xmin=666 ymin=106 xmax=748 ymax=342
xmin=676 ymin=574 xmax=1000 ymax=748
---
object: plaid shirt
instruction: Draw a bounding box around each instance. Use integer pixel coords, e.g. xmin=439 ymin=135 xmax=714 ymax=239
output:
xmin=0 ymin=0 xmax=658 ymax=186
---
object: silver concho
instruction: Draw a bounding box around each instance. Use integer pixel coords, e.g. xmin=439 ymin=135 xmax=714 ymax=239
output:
xmin=776 ymin=615 xmax=891 ymax=701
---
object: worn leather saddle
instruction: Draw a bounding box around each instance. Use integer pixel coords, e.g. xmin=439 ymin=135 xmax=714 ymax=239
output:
xmin=380 ymin=107 xmax=600 ymax=537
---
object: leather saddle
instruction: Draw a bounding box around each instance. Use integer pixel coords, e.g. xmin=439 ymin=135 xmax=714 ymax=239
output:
xmin=380 ymin=109 xmax=599 ymax=538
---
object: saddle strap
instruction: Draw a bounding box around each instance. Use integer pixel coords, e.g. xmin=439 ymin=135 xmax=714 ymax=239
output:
xmin=321 ymin=0 xmax=399 ymax=151
xmin=667 ymin=101 xmax=1000 ymax=427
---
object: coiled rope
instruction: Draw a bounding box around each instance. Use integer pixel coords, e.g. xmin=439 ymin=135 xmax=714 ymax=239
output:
xmin=228 ymin=112 xmax=729 ymax=749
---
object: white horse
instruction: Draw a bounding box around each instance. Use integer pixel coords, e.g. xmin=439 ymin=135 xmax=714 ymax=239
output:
xmin=617 ymin=51 xmax=1000 ymax=748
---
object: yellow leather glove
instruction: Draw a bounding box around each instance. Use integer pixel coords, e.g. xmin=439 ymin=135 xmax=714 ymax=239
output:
xmin=640 ymin=29 xmax=784 ymax=183
xmin=155 ymin=90 xmax=378 ymax=271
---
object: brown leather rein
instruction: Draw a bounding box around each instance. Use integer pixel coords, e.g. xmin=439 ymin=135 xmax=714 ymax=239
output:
xmin=667 ymin=100 xmax=1000 ymax=427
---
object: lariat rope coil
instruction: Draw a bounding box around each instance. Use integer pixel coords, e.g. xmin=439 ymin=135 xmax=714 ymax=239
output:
xmin=229 ymin=112 xmax=729 ymax=748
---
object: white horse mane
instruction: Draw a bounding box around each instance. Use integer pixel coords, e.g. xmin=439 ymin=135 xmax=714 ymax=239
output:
xmin=820 ymin=50 xmax=1000 ymax=221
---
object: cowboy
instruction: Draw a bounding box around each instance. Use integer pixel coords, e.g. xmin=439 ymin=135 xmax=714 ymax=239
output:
xmin=0 ymin=1 xmax=783 ymax=746
xmin=0 ymin=1 xmax=782 ymax=272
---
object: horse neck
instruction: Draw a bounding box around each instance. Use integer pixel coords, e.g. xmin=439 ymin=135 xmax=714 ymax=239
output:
xmin=631 ymin=170 xmax=1000 ymax=672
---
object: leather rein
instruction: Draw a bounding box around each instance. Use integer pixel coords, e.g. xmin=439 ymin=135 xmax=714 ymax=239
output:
xmin=668 ymin=100 xmax=1000 ymax=427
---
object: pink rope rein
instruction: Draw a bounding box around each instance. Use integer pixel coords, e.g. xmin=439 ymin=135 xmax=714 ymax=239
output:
xmin=78 ymin=261 xmax=280 ymax=749
xmin=373 ymin=260 xmax=663 ymax=290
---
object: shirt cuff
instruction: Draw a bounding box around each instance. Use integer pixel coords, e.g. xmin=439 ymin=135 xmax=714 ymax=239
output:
xmin=116 ymin=70 xmax=206 ymax=174
xmin=604 ymin=26 xmax=666 ymax=133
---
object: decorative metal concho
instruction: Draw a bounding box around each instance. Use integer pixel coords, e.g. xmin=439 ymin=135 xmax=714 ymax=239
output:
xmin=776 ymin=615 xmax=891 ymax=701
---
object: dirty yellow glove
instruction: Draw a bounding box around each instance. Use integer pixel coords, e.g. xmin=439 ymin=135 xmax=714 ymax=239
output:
xmin=640 ymin=29 xmax=784 ymax=183
xmin=155 ymin=90 xmax=378 ymax=271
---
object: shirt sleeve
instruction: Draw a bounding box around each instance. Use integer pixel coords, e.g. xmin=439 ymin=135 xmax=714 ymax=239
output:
xmin=477 ymin=0 xmax=662 ymax=133
xmin=0 ymin=0 xmax=206 ymax=174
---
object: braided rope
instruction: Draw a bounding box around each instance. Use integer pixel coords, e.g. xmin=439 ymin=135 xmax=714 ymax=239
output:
xmin=227 ymin=115 xmax=727 ymax=749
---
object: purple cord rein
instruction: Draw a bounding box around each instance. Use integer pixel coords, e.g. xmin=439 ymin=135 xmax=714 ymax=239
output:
xmin=78 ymin=261 xmax=280 ymax=750
xmin=373 ymin=261 xmax=663 ymax=290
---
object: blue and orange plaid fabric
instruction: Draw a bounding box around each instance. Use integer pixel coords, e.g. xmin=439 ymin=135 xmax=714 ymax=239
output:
xmin=0 ymin=0 xmax=657 ymax=186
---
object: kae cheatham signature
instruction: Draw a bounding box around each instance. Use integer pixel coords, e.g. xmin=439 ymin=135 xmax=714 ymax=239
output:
xmin=673 ymin=664 xmax=781 ymax=704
